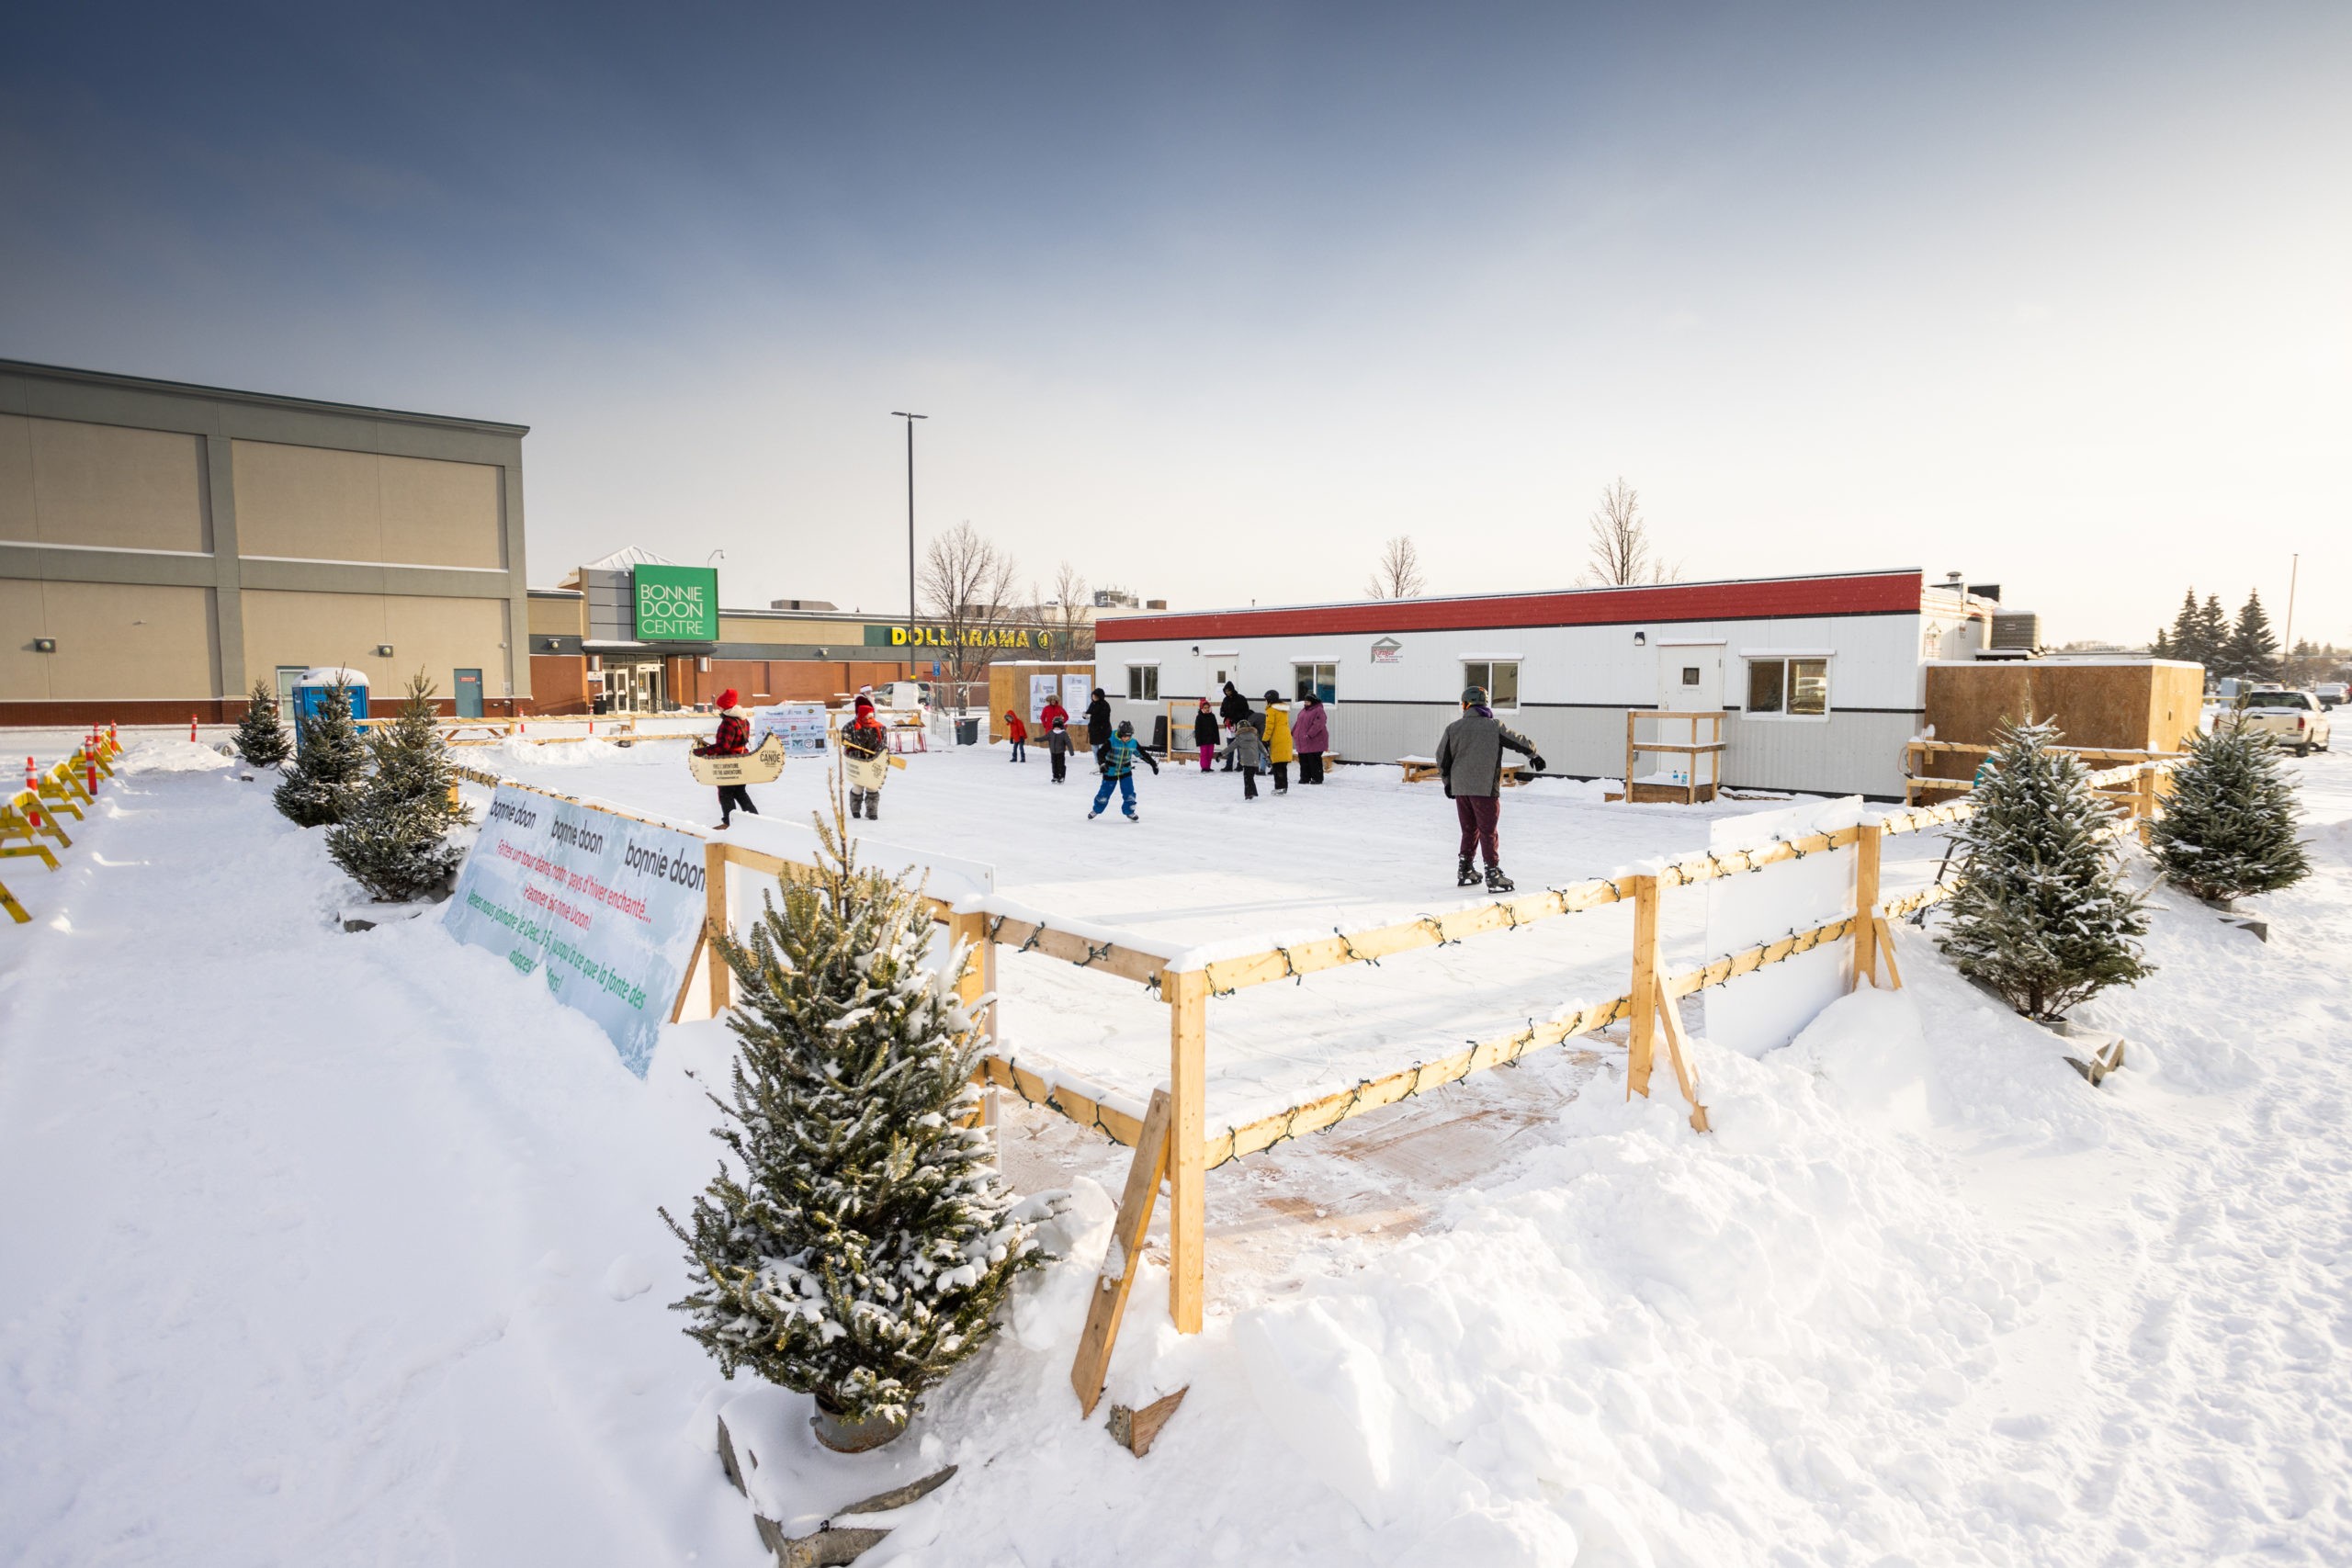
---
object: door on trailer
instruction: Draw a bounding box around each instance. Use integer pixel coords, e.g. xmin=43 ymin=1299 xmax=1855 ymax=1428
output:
xmin=454 ymin=669 xmax=483 ymax=718
xmin=1657 ymin=644 xmax=1725 ymax=711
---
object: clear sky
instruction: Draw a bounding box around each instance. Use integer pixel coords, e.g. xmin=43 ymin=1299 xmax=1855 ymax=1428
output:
xmin=5 ymin=3 xmax=2346 ymax=646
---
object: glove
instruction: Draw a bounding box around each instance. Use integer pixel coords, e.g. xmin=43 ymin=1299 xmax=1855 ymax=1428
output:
xmin=1530 ymin=755 xmax=1547 ymax=773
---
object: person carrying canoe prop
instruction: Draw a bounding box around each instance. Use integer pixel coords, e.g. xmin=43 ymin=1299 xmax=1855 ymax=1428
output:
xmin=840 ymin=695 xmax=903 ymax=820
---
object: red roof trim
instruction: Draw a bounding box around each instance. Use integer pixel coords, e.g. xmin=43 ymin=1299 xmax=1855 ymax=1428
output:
xmin=1098 ymin=571 xmax=1924 ymax=644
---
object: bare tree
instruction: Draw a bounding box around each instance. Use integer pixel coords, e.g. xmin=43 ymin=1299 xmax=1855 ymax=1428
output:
xmin=1366 ymin=535 xmax=1428 ymax=599
xmin=1040 ymin=559 xmax=1095 ymax=660
xmin=1578 ymin=478 xmax=1677 ymax=587
xmin=917 ymin=522 xmax=1022 ymax=711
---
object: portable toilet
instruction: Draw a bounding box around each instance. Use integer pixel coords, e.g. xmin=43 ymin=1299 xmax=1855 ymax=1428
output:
xmin=293 ymin=667 xmax=370 ymax=751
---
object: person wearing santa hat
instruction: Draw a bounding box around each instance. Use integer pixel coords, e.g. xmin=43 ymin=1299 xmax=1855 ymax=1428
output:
xmin=841 ymin=694 xmax=890 ymax=820
xmin=697 ymin=689 xmax=759 ymax=829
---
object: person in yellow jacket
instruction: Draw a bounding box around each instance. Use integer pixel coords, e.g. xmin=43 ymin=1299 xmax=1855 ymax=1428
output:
xmin=1261 ymin=689 xmax=1295 ymax=795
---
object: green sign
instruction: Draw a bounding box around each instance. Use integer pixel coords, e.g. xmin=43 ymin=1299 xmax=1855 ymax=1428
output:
xmin=633 ymin=565 xmax=718 ymax=642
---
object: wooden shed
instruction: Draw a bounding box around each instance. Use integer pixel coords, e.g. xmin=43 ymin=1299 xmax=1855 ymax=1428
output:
xmin=1918 ymin=659 xmax=2203 ymax=785
xmin=987 ymin=660 xmax=1098 ymax=742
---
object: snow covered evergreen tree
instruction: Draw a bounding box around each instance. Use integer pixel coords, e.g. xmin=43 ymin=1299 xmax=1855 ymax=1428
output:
xmin=1939 ymin=718 xmax=2153 ymax=1021
xmin=663 ymin=801 xmax=1039 ymax=1433
xmin=2150 ymin=725 xmax=2309 ymax=903
xmin=273 ymin=678 xmax=368 ymax=828
xmin=327 ymin=673 xmax=467 ymax=901
xmin=233 ymin=678 xmax=290 ymax=768
xmin=2223 ymin=591 xmax=2280 ymax=682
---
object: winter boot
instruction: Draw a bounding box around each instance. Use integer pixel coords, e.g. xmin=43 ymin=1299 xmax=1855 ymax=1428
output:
xmin=849 ymin=788 xmax=865 ymax=818
xmin=864 ymin=793 xmax=879 ymax=821
xmin=1456 ymin=857 xmax=1479 ymax=887
xmin=1485 ymin=863 xmax=1515 ymax=894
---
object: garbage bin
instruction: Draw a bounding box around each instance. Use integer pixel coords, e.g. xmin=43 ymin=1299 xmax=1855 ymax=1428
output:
xmin=293 ymin=666 xmax=370 ymax=753
xmin=955 ymin=716 xmax=980 ymax=746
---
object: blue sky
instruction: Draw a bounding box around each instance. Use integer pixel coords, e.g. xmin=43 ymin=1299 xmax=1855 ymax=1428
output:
xmin=5 ymin=3 xmax=2347 ymax=644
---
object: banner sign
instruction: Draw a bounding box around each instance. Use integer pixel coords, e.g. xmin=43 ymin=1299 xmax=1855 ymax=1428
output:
xmin=1029 ymin=674 xmax=1062 ymax=727
xmin=1703 ymin=796 xmax=1863 ymax=1056
xmin=632 ymin=564 xmax=719 ymax=642
xmin=752 ymin=702 xmax=831 ymax=756
xmin=444 ymin=784 xmax=708 ymax=1077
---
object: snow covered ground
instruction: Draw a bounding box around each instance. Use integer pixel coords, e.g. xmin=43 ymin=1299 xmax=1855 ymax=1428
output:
xmin=1 ymin=737 xmax=2346 ymax=1564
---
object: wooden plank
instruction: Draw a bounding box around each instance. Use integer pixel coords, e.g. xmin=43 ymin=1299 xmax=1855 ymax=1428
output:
xmin=670 ymin=926 xmax=707 ymax=1024
xmin=982 ymin=913 xmax=1167 ymax=987
xmin=973 ymin=1055 xmax=1147 ymax=1147
xmin=0 ymin=875 xmax=28 ymax=924
xmin=1166 ymin=971 xmax=1207 ymax=1335
xmin=1668 ymin=913 xmax=1857 ymax=999
xmin=1108 ymin=1386 xmax=1189 ymax=1457
xmin=0 ymin=841 xmax=61 ymax=872
xmin=1652 ymin=976 xmax=1711 ymax=1134
xmin=704 ymin=840 xmax=731 ymax=1016
xmin=1198 ymin=876 xmax=1631 ymax=994
xmin=1873 ymin=915 xmax=1905 ymax=989
xmin=947 ymin=909 xmax=988 ymax=1016
xmin=1070 ymin=1089 xmax=1173 ymax=1417
xmin=1851 ymin=821 xmax=1882 ymax=991
xmin=1626 ymin=874 xmax=1660 ymax=1100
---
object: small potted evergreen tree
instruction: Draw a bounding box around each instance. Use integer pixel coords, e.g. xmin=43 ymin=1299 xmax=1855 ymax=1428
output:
xmin=328 ymin=673 xmax=468 ymax=902
xmin=1939 ymin=718 xmax=2153 ymax=1023
xmin=665 ymin=794 xmax=1040 ymax=1451
xmin=273 ymin=678 xmax=368 ymax=828
xmin=233 ymin=678 xmax=291 ymax=769
xmin=2150 ymin=725 xmax=2310 ymax=907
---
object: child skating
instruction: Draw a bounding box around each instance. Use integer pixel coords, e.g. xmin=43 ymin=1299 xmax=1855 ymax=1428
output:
xmin=1003 ymin=708 xmax=1028 ymax=761
xmin=1089 ymin=719 xmax=1159 ymax=821
xmin=1046 ymin=717 xmax=1071 ymax=784
xmin=1192 ymin=698 xmax=1218 ymax=772
xmin=1231 ymin=713 xmax=1265 ymax=800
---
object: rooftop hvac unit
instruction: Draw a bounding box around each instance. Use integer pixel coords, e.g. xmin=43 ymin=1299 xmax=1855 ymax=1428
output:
xmin=1990 ymin=611 xmax=2041 ymax=652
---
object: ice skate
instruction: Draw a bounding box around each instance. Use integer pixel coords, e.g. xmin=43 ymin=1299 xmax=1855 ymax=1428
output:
xmin=1457 ymin=857 xmax=1479 ymax=887
xmin=1485 ymin=864 xmax=1515 ymax=893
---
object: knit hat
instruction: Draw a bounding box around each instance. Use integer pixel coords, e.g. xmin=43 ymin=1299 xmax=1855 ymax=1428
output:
xmin=1264 ymin=689 xmax=1282 ymax=703
xmin=1116 ymin=719 xmax=1134 ymax=737
xmin=716 ymin=688 xmax=741 ymax=709
xmin=854 ymin=695 xmax=875 ymax=715
xmin=1461 ymin=685 xmax=1487 ymax=705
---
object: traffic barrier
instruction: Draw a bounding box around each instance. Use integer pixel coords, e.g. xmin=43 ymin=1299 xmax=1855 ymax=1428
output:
xmin=0 ymin=728 xmax=123 ymax=925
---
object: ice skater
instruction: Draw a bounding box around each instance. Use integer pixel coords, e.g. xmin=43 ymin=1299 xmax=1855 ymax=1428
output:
xmin=1046 ymin=716 xmax=1072 ymax=783
xmin=698 ymin=687 xmax=760 ymax=829
xmin=1003 ymin=708 xmax=1028 ymax=761
xmin=1089 ymin=718 xmax=1159 ymax=821
xmin=841 ymin=696 xmax=890 ymax=820
xmin=1085 ymin=687 xmax=1114 ymax=770
xmin=1231 ymin=712 xmax=1265 ymax=800
xmin=1192 ymin=698 xmax=1219 ymax=772
xmin=1434 ymin=685 xmax=1544 ymax=891
xmin=1261 ymin=689 xmax=1294 ymax=795
xmin=1218 ymin=682 xmax=1253 ymax=770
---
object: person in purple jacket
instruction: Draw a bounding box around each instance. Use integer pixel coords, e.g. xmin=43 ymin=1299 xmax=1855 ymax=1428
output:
xmin=1293 ymin=694 xmax=1331 ymax=784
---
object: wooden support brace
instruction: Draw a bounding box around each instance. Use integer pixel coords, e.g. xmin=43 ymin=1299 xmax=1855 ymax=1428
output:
xmin=1851 ymin=821 xmax=1883 ymax=991
xmin=1072 ymin=1089 xmax=1173 ymax=1417
xmin=669 ymin=926 xmax=708 ymax=1024
xmin=704 ymin=840 xmax=731 ymax=1016
xmin=0 ymin=875 xmax=27 ymax=923
xmin=1651 ymin=976 xmax=1711 ymax=1134
xmin=1871 ymin=916 xmax=1904 ymax=989
xmin=0 ymin=841 xmax=61 ymax=872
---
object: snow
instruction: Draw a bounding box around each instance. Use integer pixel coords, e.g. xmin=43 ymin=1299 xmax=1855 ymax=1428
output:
xmin=1 ymin=743 xmax=2348 ymax=1564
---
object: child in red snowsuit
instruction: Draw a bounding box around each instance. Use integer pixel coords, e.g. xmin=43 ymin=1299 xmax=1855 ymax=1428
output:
xmin=1004 ymin=710 xmax=1028 ymax=761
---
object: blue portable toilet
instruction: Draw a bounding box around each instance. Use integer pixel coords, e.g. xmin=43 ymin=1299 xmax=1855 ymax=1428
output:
xmin=292 ymin=667 xmax=370 ymax=752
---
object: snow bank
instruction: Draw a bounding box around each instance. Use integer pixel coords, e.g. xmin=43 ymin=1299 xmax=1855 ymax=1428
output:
xmin=111 ymin=738 xmax=233 ymax=773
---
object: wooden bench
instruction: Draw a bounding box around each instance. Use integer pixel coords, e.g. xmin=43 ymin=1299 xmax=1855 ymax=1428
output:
xmin=1397 ymin=756 xmax=1521 ymax=786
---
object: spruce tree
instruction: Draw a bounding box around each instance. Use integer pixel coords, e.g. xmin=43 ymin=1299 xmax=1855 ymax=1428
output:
xmin=273 ymin=678 xmax=368 ymax=828
xmin=2150 ymin=626 xmax=2173 ymax=659
xmin=328 ymin=673 xmax=467 ymax=901
xmin=2150 ymin=725 xmax=2310 ymax=904
xmin=2224 ymin=591 xmax=2280 ymax=682
xmin=233 ymin=678 xmax=291 ymax=768
xmin=663 ymin=802 xmax=1040 ymax=1431
xmin=2197 ymin=594 xmax=2231 ymax=674
xmin=1939 ymin=718 xmax=2153 ymax=1021
xmin=2168 ymin=589 xmax=2203 ymax=666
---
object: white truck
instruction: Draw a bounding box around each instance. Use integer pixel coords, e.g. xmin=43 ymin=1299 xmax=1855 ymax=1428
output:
xmin=2224 ymin=689 xmax=2334 ymax=756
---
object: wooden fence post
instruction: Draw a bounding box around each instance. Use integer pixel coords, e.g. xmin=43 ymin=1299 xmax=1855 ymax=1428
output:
xmin=1166 ymin=969 xmax=1207 ymax=1334
xmin=2137 ymin=764 xmax=2158 ymax=846
xmin=704 ymin=840 xmax=731 ymax=1015
xmin=1852 ymin=820 xmax=1883 ymax=990
xmin=1626 ymin=874 xmax=1659 ymax=1100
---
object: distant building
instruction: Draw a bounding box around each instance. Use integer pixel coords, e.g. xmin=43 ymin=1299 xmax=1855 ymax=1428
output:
xmin=2 ymin=358 xmax=529 ymax=725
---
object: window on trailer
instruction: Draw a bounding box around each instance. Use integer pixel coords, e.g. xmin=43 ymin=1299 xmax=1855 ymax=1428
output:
xmin=1746 ymin=657 xmax=1830 ymax=716
xmin=1463 ymin=660 xmax=1519 ymax=708
xmin=1125 ymin=665 xmax=1159 ymax=701
xmin=1294 ymin=661 xmax=1336 ymax=703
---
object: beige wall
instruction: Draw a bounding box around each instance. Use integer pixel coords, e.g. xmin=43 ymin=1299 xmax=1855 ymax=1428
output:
xmin=0 ymin=580 xmax=218 ymax=700
xmin=241 ymin=589 xmax=510 ymax=699
xmin=0 ymin=414 xmax=209 ymax=552
xmin=232 ymin=440 xmax=503 ymax=569
xmin=528 ymin=593 xmax=585 ymax=637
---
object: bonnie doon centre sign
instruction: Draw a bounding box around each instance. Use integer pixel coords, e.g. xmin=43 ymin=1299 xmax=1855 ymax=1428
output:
xmin=444 ymin=784 xmax=708 ymax=1076
xmin=632 ymin=564 xmax=719 ymax=642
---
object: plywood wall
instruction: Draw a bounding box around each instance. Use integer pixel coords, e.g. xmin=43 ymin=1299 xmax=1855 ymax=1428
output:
xmin=1924 ymin=660 xmax=2203 ymax=778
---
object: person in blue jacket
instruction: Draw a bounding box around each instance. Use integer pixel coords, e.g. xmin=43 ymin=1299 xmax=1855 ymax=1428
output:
xmin=1088 ymin=719 xmax=1160 ymax=821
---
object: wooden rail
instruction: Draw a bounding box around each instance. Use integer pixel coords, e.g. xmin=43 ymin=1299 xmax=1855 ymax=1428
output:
xmin=1623 ymin=710 xmax=1727 ymax=805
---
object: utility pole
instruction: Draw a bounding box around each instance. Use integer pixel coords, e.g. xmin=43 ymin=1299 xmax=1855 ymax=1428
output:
xmin=2281 ymin=552 xmax=2299 ymax=682
xmin=892 ymin=412 xmax=927 ymax=685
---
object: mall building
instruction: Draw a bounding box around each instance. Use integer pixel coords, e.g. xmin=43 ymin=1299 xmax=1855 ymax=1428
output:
xmin=2 ymin=359 xmax=530 ymax=726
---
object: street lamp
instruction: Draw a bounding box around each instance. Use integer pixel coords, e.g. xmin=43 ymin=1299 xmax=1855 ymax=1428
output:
xmin=892 ymin=412 xmax=927 ymax=683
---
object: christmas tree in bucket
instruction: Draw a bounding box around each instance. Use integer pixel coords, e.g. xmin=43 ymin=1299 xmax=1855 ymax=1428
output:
xmin=664 ymin=776 xmax=1042 ymax=1452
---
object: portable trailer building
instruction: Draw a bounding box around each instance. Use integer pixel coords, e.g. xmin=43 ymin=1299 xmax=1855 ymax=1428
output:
xmin=1093 ymin=569 xmax=1996 ymax=799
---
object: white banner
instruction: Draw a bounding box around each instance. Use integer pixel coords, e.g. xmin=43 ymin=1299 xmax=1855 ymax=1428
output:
xmin=752 ymin=702 xmax=830 ymax=756
xmin=444 ymin=784 xmax=708 ymax=1077
xmin=1703 ymin=796 xmax=1862 ymax=1057
xmin=1029 ymin=674 xmax=1062 ymax=728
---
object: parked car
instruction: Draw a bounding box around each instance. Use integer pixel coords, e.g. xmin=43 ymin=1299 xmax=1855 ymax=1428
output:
xmin=2315 ymin=682 xmax=2349 ymax=709
xmin=2225 ymin=689 xmax=2333 ymax=755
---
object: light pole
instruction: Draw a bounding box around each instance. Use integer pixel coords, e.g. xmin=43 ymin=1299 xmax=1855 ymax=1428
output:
xmin=892 ymin=412 xmax=926 ymax=687
xmin=2281 ymin=552 xmax=2299 ymax=681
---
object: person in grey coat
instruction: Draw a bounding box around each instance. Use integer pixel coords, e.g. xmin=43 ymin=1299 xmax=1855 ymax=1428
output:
xmin=1433 ymin=685 xmax=1544 ymax=891
xmin=1230 ymin=713 xmax=1266 ymax=800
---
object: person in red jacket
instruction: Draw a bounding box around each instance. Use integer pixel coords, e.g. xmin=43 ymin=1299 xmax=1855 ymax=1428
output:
xmin=1039 ymin=694 xmax=1069 ymax=733
xmin=1003 ymin=709 xmax=1029 ymax=762
xmin=695 ymin=688 xmax=759 ymax=829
